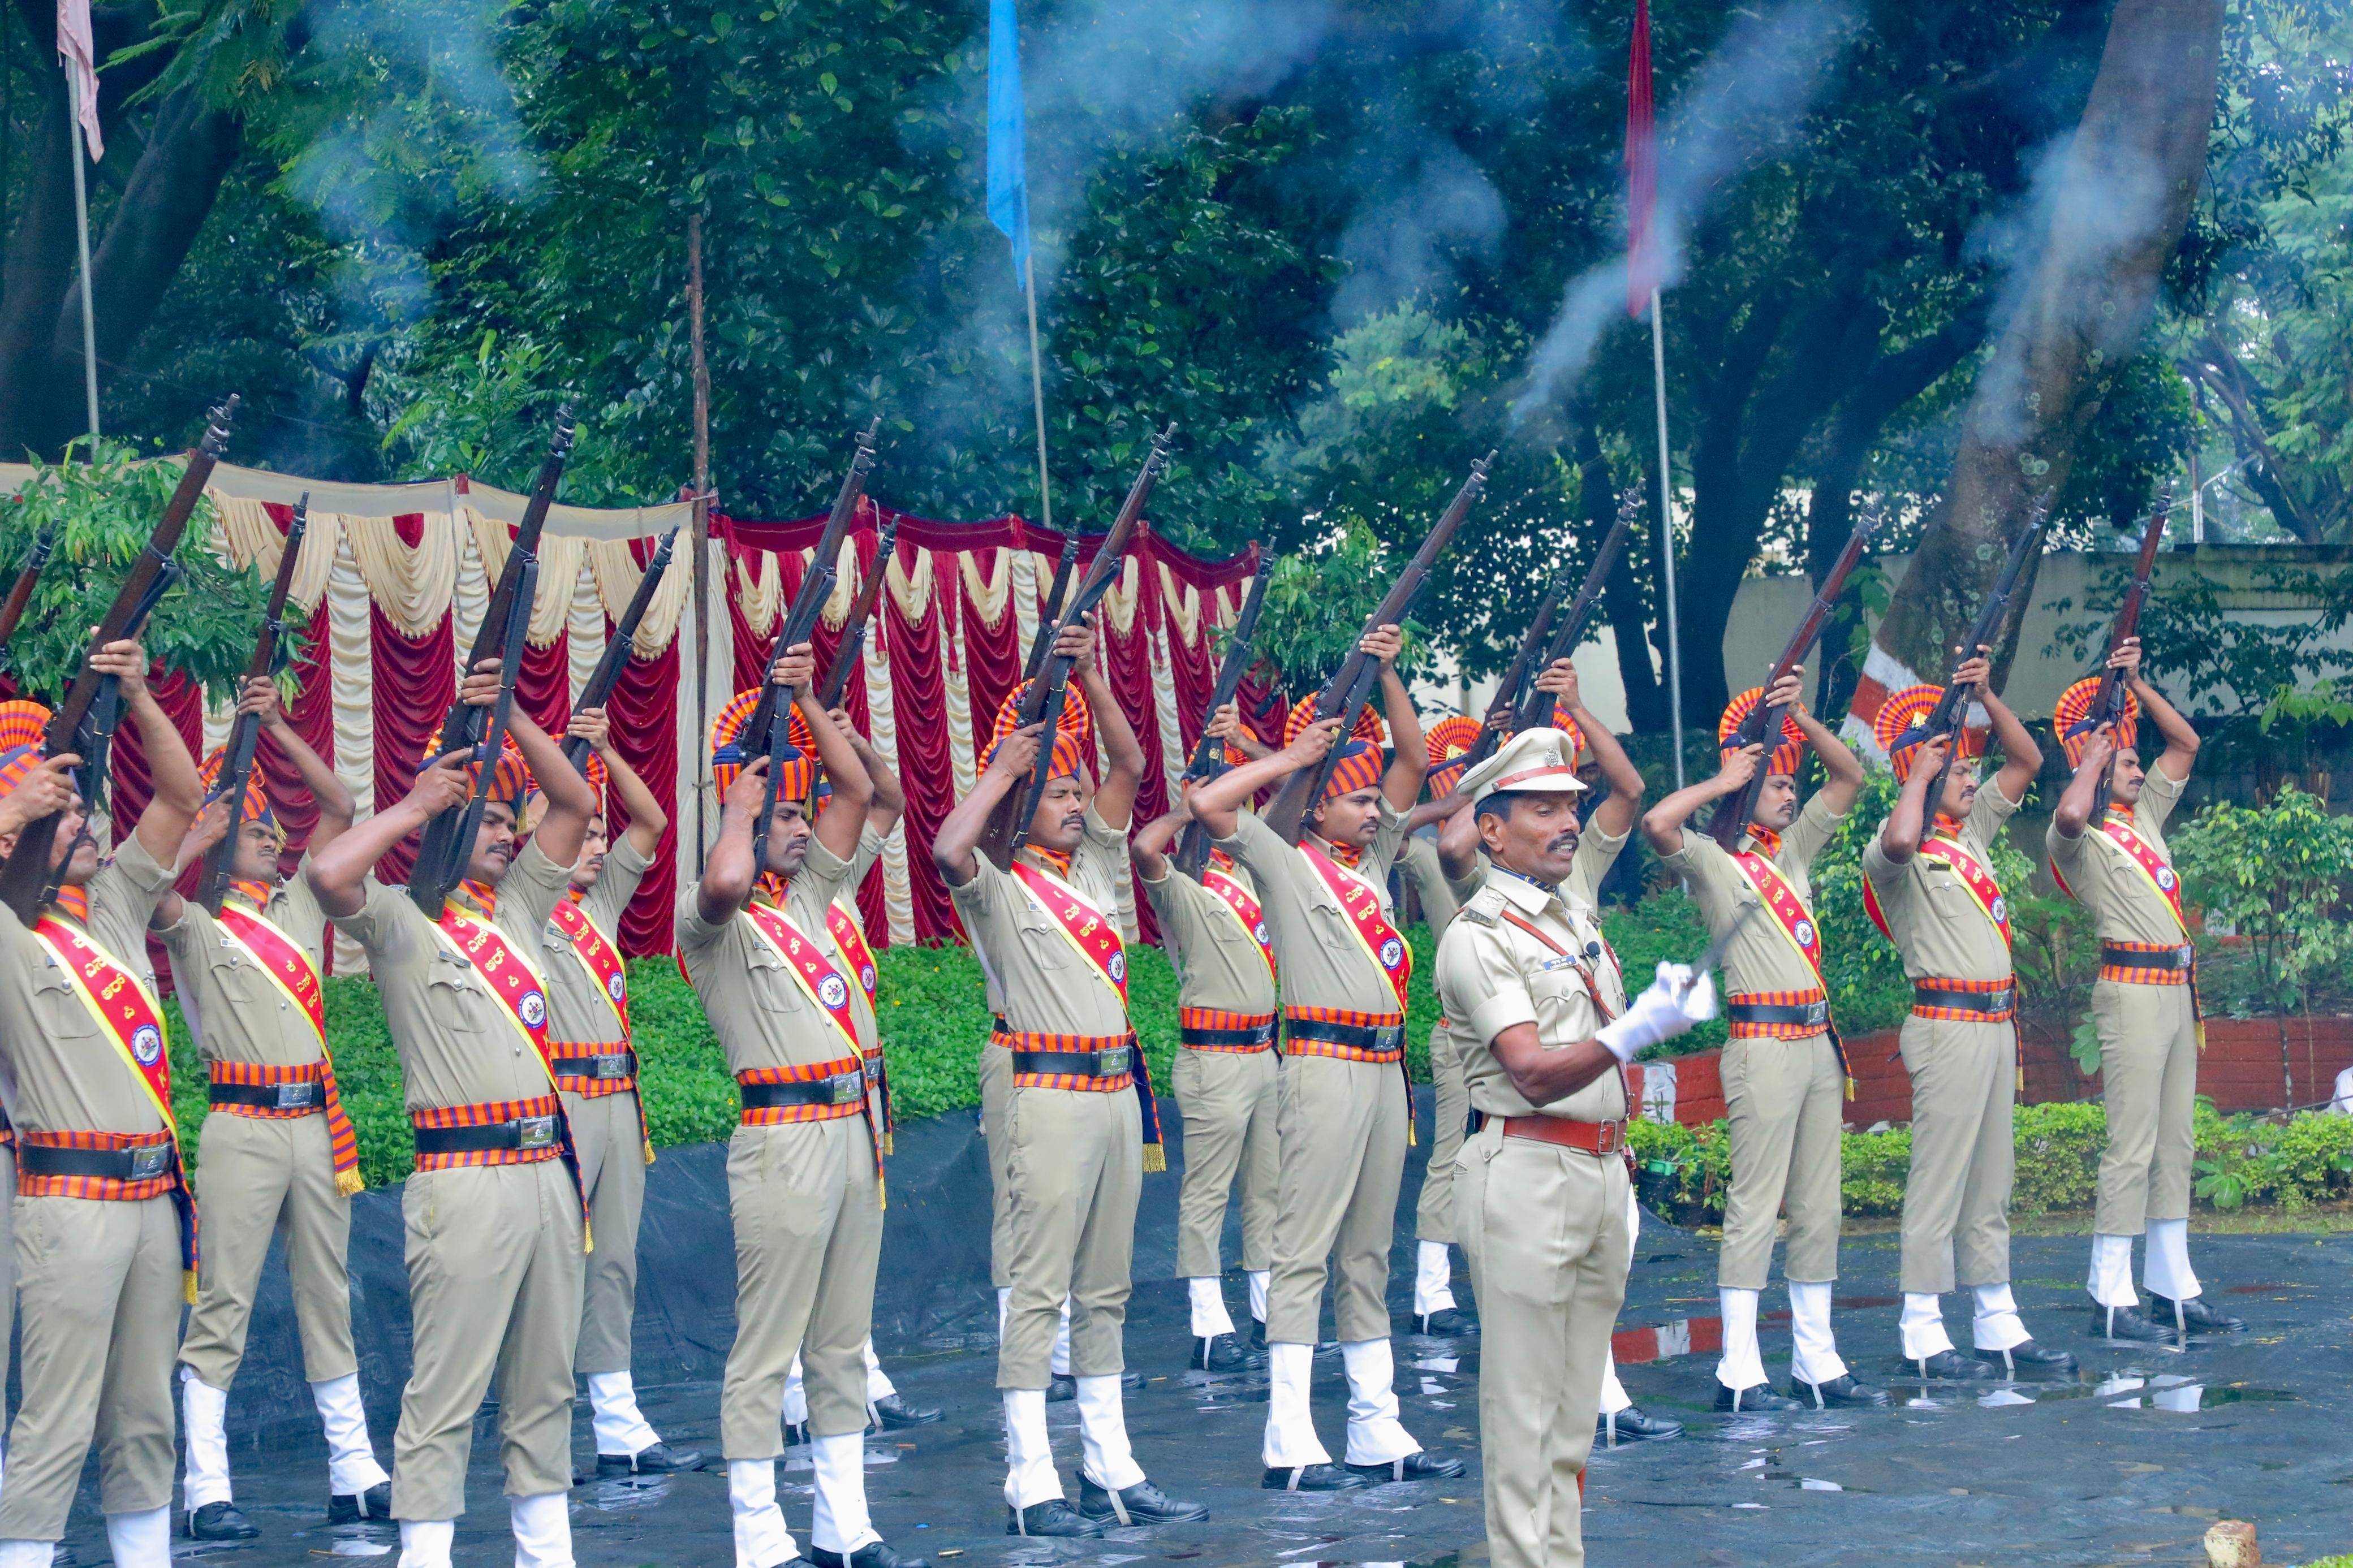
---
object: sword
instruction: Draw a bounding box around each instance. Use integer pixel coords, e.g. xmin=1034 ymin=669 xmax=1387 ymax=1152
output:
xmin=1680 ymin=904 xmax=1759 ymax=999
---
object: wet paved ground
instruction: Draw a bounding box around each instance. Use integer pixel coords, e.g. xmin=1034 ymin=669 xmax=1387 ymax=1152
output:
xmin=78 ymin=1224 xmax=2353 ymax=1567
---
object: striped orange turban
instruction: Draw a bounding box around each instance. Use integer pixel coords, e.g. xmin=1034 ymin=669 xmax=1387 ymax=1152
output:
xmin=1718 ymin=687 xmax=1805 ymax=778
xmin=711 ymin=691 xmax=818 ymax=803
xmin=1424 ymin=715 xmax=1483 ymax=799
xmin=2054 ymin=676 xmax=2137 ymax=769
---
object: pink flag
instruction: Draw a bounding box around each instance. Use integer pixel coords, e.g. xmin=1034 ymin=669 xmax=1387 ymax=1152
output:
xmin=56 ymin=0 xmax=104 ymax=161
xmin=1624 ymin=0 xmax=1656 ymax=318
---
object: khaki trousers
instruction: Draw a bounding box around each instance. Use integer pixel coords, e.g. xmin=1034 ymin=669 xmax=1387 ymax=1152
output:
xmin=720 ymin=1117 xmax=882 ymax=1455
xmin=1171 ymin=1046 xmax=1278 ymax=1280
xmin=179 ymin=1110 xmax=359 ymax=1388
xmin=1266 ymin=1055 xmax=1408 ymax=1346
xmin=998 ymin=1085 xmax=1140 ymax=1389
xmin=391 ymin=1160 xmax=584 ymax=1521
xmin=1897 ymin=1015 xmax=2016 ymax=1295
xmin=0 ymin=1194 xmax=182 ymax=1538
xmin=0 ymin=1144 xmax=15 ymax=1434
xmin=1415 ymin=1022 xmax=1469 ymax=1245
xmin=2092 ymin=980 xmax=2199 ymax=1236
xmin=564 ymin=1090 xmax=648 ymax=1375
xmin=1458 ymin=1122 xmax=1628 ymax=1568
xmin=1718 ymin=1031 xmax=1844 ymax=1290
xmin=979 ymin=1041 xmax=1014 ymax=1290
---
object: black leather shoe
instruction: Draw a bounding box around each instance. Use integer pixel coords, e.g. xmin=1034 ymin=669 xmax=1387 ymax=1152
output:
xmin=1191 ymin=1333 xmax=1267 ymax=1372
xmin=1413 ymin=1308 xmax=1476 ymax=1336
xmin=327 ymin=1482 xmax=393 ymax=1523
xmin=1596 ymin=1405 xmax=1683 ymax=1443
xmin=598 ymin=1441 xmax=705 ymax=1476
xmin=1344 ymin=1451 xmax=1466 ymax=1482
xmin=1006 ymin=1500 xmax=1105 ymax=1537
xmin=808 ymin=1541 xmax=928 ymax=1568
xmin=2146 ymin=1293 xmax=2247 ymax=1333
xmin=187 ymin=1502 xmax=260 ymax=1541
xmin=783 ymin=1419 xmax=812 ymax=1446
xmin=1262 ymin=1464 xmax=1369 ymax=1491
xmin=1076 ymin=1474 xmax=1210 ymax=1525
xmin=2087 ymin=1296 xmax=2177 ymax=1343
xmin=1790 ymin=1374 xmax=1890 ymax=1409
xmin=1909 ymin=1350 xmax=1996 ymax=1381
xmin=1249 ymin=1319 xmax=1266 ymax=1349
xmin=870 ymin=1393 xmax=942 ymax=1428
xmin=1045 ymin=1375 xmax=1076 ymax=1402
xmin=1977 ymin=1340 xmax=2078 ymax=1377
xmin=1714 ymin=1382 xmax=1803 ymax=1413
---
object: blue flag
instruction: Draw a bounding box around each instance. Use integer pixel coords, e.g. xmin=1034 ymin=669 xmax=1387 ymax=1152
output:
xmin=986 ymin=0 xmax=1031 ymax=277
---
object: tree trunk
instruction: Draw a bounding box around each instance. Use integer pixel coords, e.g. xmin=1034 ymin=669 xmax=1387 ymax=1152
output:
xmin=1855 ymin=0 xmax=2226 ymax=742
xmin=1572 ymin=412 xmax=1667 ymax=732
xmin=0 ymin=71 xmax=79 ymax=453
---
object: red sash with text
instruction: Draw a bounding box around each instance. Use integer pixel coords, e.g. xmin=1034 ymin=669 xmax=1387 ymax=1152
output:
xmin=1007 ymin=859 xmax=1165 ymax=1170
xmin=433 ymin=907 xmax=591 ymax=1231
xmin=743 ymin=900 xmax=887 ymax=1194
xmin=2052 ymin=814 xmax=2189 ymax=934
xmin=1202 ymin=868 xmax=1278 ymax=987
xmin=1299 ymin=843 xmax=1412 ymax=1014
xmin=549 ymin=897 xmax=653 ymax=1164
xmin=824 ymin=899 xmax=891 ymax=1148
xmin=1727 ymin=848 xmax=1850 ymax=1088
xmin=215 ymin=901 xmax=365 ymax=1195
xmin=1863 ymin=832 xmax=2012 ymax=949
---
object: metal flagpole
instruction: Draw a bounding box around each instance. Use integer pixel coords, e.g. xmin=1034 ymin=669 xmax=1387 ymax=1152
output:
xmin=1022 ymin=256 xmax=1053 ymax=538
xmin=67 ymin=70 xmax=98 ymax=450
xmin=687 ymin=214 xmax=713 ymax=874
xmin=1650 ymin=286 xmax=1683 ymax=788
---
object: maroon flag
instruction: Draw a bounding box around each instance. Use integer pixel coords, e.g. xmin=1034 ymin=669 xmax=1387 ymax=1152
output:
xmin=1624 ymin=0 xmax=1657 ymax=318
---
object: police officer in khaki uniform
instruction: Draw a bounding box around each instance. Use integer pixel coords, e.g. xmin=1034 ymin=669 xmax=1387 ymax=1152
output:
xmin=1640 ymin=668 xmax=1885 ymax=1412
xmin=1190 ymin=627 xmax=1467 ymax=1492
xmin=1437 ymin=727 xmax=1714 ymax=1568
xmin=309 ymin=663 xmax=596 ymax=1568
xmin=678 ymin=644 xmax=925 ymax=1568
xmin=1865 ymin=655 xmax=2075 ymax=1380
xmin=1133 ymin=780 xmax=1279 ymax=1372
xmin=0 ymin=640 xmax=203 ymax=1568
xmin=2049 ymin=637 xmax=2243 ymax=1341
xmin=156 ymin=677 xmax=392 ymax=1538
xmin=934 ymin=617 xmax=1205 ymax=1537
xmin=532 ymin=709 xmax=701 ymax=1478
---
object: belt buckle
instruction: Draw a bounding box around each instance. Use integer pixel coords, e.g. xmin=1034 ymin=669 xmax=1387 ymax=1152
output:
xmin=1804 ymin=1001 xmax=1829 ymax=1026
xmin=1992 ymin=988 xmax=2014 ymax=1014
xmin=593 ymin=1054 xmax=629 ymax=1081
xmin=830 ymin=1071 xmax=865 ymax=1105
xmin=1597 ymin=1122 xmax=1623 ymax=1156
xmin=127 ymin=1143 xmax=173 ymax=1181
xmin=1373 ymin=1025 xmax=1404 ymax=1052
xmin=516 ymin=1116 xmax=558 ymax=1151
xmin=273 ymin=1081 xmax=320 ymax=1110
xmin=2177 ymin=944 xmax=2195 ymax=967
xmin=1098 ymin=1047 xmax=1131 ymax=1077
xmin=1251 ymin=1021 xmax=1276 ymax=1046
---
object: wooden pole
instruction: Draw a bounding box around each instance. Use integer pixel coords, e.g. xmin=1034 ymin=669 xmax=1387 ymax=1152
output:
xmin=688 ymin=214 xmax=713 ymax=875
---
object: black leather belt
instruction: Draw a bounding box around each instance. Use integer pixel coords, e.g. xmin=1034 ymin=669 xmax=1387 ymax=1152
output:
xmin=1180 ymin=1021 xmax=1278 ymax=1048
xmin=1009 ymin=1047 xmax=1132 ymax=1079
xmin=412 ymin=1116 xmax=562 ymax=1155
xmin=2101 ymin=942 xmax=2194 ymax=970
xmin=740 ymin=1069 xmax=867 ymax=1110
xmin=19 ymin=1141 xmax=176 ymax=1182
xmin=210 ymin=1079 xmax=324 ymax=1111
xmin=550 ymin=1050 xmax=639 ymax=1081
xmin=1912 ymin=983 xmax=2015 ymax=1015
xmin=1726 ymin=999 xmax=1831 ymax=1027
xmin=1285 ymin=1019 xmax=1408 ymax=1053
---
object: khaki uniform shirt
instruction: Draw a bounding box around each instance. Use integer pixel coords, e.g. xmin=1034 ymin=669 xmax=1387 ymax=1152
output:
xmin=1658 ymin=793 xmax=1846 ymax=1000
xmin=676 ymin=838 xmax=878 ymax=1077
xmin=0 ymin=837 xmax=176 ymax=1134
xmin=1436 ymin=865 xmax=1629 ymax=1122
xmin=330 ymin=842 xmax=573 ymax=1114
xmin=949 ymin=807 xmax=1133 ymax=1038
xmin=1216 ymin=804 xmax=1408 ymax=1017
xmin=1396 ymin=833 xmax=1486 ymax=942
xmin=1139 ymin=859 xmax=1278 ymax=1016
xmin=541 ymin=836 xmax=652 ymax=1048
xmin=833 ymin=824 xmax=886 ymax=937
xmin=1863 ymin=782 xmax=2023 ymax=984
xmin=2046 ymin=767 xmax=2189 ymax=944
xmin=159 ymin=853 xmax=333 ymax=1068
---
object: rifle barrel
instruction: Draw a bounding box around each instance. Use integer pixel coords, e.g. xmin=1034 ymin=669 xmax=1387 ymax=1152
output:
xmin=561 ymin=526 xmax=680 ymax=776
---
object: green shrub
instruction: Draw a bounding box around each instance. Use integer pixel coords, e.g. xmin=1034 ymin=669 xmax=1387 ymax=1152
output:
xmin=2174 ymin=785 xmax=2353 ymax=1013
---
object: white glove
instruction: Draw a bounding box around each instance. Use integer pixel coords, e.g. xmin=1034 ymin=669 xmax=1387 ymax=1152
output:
xmin=1596 ymin=962 xmax=1714 ymax=1063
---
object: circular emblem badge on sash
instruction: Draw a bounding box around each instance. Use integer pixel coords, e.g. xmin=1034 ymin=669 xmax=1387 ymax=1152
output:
xmin=1990 ymin=896 xmax=2008 ymax=923
xmin=1108 ymin=952 xmax=1127 ymax=983
xmin=1794 ymin=920 xmax=1817 ymax=949
xmin=1378 ymin=937 xmax=1404 ymax=969
xmin=819 ymin=974 xmax=850 ymax=1009
xmin=860 ymin=964 xmax=877 ymax=993
xmin=520 ymin=991 xmax=547 ymax=1029
xmin=2156 ymin=866 xmax=2177 ymax=892
xmin=606 ymin=972 xmax=627 ymax=1002
xmin=1254 ymin=921 xmax=1271 ymax=945
xmin=132 ymin=1023 xmax=162 ymax=1066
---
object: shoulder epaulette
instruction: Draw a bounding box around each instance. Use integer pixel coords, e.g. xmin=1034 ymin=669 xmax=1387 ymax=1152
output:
xmin=1458 ymin=888 xmax=1505 ymax=927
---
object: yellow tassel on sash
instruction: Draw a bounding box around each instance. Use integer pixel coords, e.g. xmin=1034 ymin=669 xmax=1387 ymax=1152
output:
xmin=335 ymin=1169 xmax=367 ymax=1198
xmin=584 ymin=1218 xmax=594 ymax=1255
xmin=184 ymin=1269 xmax=199 ymax=1306
xmin=883 ymin=1130 xmax=895 ymax=1156
xmin=1845 ymin=1075 xmax=1856 ymax=1101
xmin=878 ymin=1172 xmax=887 ymax=1211
xmin=643 ymin=1140 xmax=657 ymax=1167
xmin=1142 ymin=1144 xmax=1167 ymax=1174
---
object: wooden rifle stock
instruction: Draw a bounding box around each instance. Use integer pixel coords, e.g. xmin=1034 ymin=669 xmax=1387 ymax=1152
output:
xmin=1287 ymin=565 xmax=1431 ymax=816
xmin=1262 ymin=450 xmax=1496 ymax=844
xmin=1173 ymin=558 xmax=1274 ymax=878
xmin=560 ymin=526 xmax=680 ymax=777
xmin=1703 ymin=509 xmax=1880 ymax=850
xmin=0 ymin=527 xmax=58 ymax=653
xmin=1453 ymin=560 xmax=1575 ymax=780
xmin=747 ymin=566 xmax=839 ymax=888
xmin=199 ymin=495 xmax=312 ymax=913
xmin=818 ymin=517 xmax=899 ymax=711
xmin=0 ymin=395 xmax=238 ymax=926
xmin=410 ymin=555 xmax=538 ymax=919
xmin=981 ymin=424 xmax=1176 ymax=870
xmin=1508 ymin=494 xmax=1639 ymax=737
xmin=2066 ymin=491 xmax=2173 ymax=800
xmin=1908 ymin=498 xmax=2049 ymax=845
xmin=1022 ymin=530 xmax=1084 ymax=682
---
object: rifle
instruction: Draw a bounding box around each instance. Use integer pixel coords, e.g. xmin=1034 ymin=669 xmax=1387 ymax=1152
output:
xmin=980 ymin=423 xmax=1177 ymax=870
xmin=1022 ymin=529 xmax=1084 ymax=681
xmin=559 ymin=525 xmax=680 ymax=779
xmin=0 ymin=526 xmax=58 ymax=655
xmin=1511 ymin=492 xmax=1639 ymax=734
xmin=409 ymin=554 xmax=538 ymax=919
xmin=738 ymin=419 xmax=884 ymax=882
xmin=1171 ymin=558 xmax=1274 ymax=878
xmin=1703 ymin=508 xmax=1881 ymax=850
xmin=197 ymin=494 xmax=311 ymax=914
xmin=1906 ymin=496 xmax=2050 ymax=845
xmin=410 ymin=408 xmax=575 ymax=899
xmin=0 ymin=395 xmax=238 ymax=926
xmin=2064 ymin=489 xmax=2173 ymax=802
xmin=1262 ymin=450 xmax=1496 ymax=844
xmin=817 ymin=516 xmax=899 ymax=711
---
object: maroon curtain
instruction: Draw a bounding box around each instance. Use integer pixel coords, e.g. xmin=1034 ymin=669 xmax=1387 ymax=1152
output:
xmin=605 ymin=625 xmax=679 ymax=957
xmin=104 ymin=667 xmax=205 ymax=837
xmin=371 ymin=607 xmax=454 ymax=887
xmin=517 ymin=633 xmax=571 ymax=738
xmin=878 ymin=533 xmax=958 ymax=943
xmin=728 ymin=541 xmax=777 ymax=701
xmin=959 ymin=547 xmax=1025 ymax=754
xmin=258 ymin=610 xmax=337 ymax=864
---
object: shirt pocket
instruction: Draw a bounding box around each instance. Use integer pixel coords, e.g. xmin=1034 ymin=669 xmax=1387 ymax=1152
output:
xmin=748 ymin=943 xmax=808 ymax=1014
xmin=1015 ymin=913 xmax=1073 ymax=973
xmin=424 ymin=953 xmax=486 ymax=1034
xmin=31 ymin=965 xmax=98 ymax=1046
xmin=203 ymin=943 xmax=275 ymax=1012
